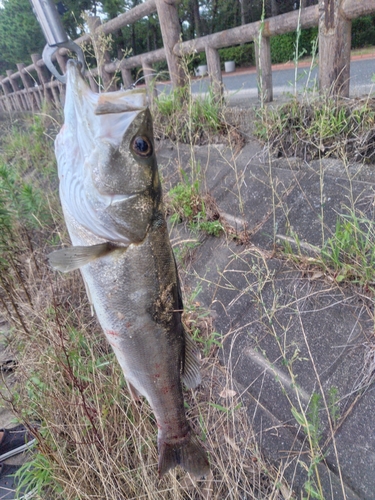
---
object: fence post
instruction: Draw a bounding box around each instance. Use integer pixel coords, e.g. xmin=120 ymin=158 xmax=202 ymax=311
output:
xmin=0 ymin=87 xmax=5 ymax=113
xmin=142 ymin=60 xmax=157 ymax=101
xmin=31 ymin=56 xmax=61 ymax=108
xmin=17 ymin=64 xmax=38 ymax=111
xmin=155 ymin=0 xmax=186 ymax=89
xmin=6 ymin=71 xmax=24 ymax=111
xmin=254 ymin=29 xmax=273 ymax=103
xmin=319 ymin=0 xmax=351 ymax=96
xmin=31 ymin=54 xmax=53 ymax=106
xmin=0 ymin=94 xmax=5 ymax=113
xmin=3 ymin=73 xmax=20 ymax=111
xmin=87 ymin=16 xmax=117 ymax=92
xmin=121 ymin=68 xmax=133 ymax=89
xmin=0 ymin=76 xmax=12 ymax=112
xmin=205 ymin=46 xmax=223 ymax=100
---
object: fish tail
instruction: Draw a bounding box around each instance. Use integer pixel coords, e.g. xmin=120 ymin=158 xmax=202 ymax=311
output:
xmin=158 ymin=430 xmax=209 ymax=478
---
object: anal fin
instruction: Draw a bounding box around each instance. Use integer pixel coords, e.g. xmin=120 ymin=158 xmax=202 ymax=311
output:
xmin=126 ymin=379 xmax=141 ymax=403
xmin=181 ymin=332 xmax=202 ymax=389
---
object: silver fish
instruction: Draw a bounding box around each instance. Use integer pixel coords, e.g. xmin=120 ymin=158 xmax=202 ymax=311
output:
xmin=49 ymin=60 xmax=209 ymax=477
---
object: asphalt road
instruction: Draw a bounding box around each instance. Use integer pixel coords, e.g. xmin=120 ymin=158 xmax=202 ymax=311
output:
xmin=223 ymin=57 xmax=375 ymax=94
xmin=156 ymin=57 xmax=375 ymax=104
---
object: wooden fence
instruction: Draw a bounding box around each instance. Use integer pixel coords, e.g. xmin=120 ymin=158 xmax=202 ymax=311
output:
xmin=1 ymin=0 xmax=375 ymax=113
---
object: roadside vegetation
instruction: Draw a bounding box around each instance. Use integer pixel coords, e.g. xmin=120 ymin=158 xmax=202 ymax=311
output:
xmin=151 ymin=64 xmax=245 ymax=242
xmin=152 ymin=81 xmax=243 ymax=148
xmin=255 ymin=96 xmax=375 ymax=163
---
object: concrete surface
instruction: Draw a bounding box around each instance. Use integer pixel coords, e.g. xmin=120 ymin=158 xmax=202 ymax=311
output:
xmin=157 ymin=128 xmax=375 ymax=499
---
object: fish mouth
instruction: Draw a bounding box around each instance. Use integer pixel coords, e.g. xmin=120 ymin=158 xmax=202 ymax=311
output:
xmin=65 ymin=59 xmax=148 ymax=115
xmin=57 ymin=60 xmax=152 ymax=245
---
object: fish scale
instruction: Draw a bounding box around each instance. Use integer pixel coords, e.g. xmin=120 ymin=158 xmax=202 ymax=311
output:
xmin=49 ymin=59 xmax=209 ymax=477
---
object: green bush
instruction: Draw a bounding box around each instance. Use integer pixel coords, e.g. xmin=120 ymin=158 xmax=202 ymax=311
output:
xmin=218 ymin=43 xmax=254 ymax=68
xmin=352 ymin=16 xmax=375 ymax=48
xmin=269 ymin=17 xmax=375 ymax=65
xmin=270 ymin=27 xmax=318 ymax=64
xmin=189 ymin=44 xmax=254 ymax=73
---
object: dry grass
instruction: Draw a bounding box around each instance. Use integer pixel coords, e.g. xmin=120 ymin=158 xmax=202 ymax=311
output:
xmin=0 ymin=112 xmax=289 ymax=499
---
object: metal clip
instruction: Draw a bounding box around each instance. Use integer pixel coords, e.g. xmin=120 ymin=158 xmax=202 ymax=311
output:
xmin=42 ymin=41 xmax=84 ymax=83
xmin=30 ymin=0 xmax=85 ymax=83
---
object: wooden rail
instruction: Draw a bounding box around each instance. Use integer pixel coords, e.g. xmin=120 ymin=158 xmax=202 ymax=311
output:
xmin=0 ymin=0 xmax=375 ymax=113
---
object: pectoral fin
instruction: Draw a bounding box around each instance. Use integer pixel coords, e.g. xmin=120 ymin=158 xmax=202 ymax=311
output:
xmin=182 ymin=332 xmax=202 ymax=389
xmin=48 ymin=242 xmax=118 ymax=272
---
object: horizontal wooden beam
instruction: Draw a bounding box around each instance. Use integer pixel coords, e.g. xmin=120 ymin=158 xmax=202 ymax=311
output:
xmin=174 ymin=5 xmax=319 ymax=55
xmin=262 ymin=4 xmax=319 ymax=36
xmin=105 ymin=48 xmax=166 ymax=74
xmin=342 ymin=0 xmax=375 ymax=19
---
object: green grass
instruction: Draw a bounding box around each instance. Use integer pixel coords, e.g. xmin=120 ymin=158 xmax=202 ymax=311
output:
xmin=255 ymin=97 xmax=375 ymax=162
xmin=321 ymin=210 xmax=375 ymax=287
xmin=183 ymin=284 xmax=222 ymax=358
xmin=153 ymin=85 xmax=223 ymax=145
xmin=167 ymin=174 xmax=224 ymax=237
xmin=0 ymin=116 xmax=57 ymax=232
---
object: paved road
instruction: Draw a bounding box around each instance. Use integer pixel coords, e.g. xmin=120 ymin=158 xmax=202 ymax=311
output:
xmin=221 ymin=57 xmax=375 ymax=95
xmin=157 ymin=57 xmax=375 ymax=104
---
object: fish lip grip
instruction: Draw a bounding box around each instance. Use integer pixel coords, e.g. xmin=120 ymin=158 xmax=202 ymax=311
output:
xmin=30 ymin=0 xmax=85 ymax=83
xmin=42 ymin=41 xmax=84 ymax=84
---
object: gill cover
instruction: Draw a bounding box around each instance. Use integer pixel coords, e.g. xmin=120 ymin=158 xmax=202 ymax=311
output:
xmin=55 ymin=60 xmax=155 ymax=245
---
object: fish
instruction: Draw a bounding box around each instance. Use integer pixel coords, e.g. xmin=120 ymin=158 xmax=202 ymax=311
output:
xmin=48 ymin=59 xmax=209 ymax=478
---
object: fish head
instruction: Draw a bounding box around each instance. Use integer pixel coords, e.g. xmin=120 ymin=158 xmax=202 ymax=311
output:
xmin=55 ymin=59 xmax=161 ymax=246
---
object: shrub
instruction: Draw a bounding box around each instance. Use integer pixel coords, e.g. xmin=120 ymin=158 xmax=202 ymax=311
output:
xmin=218 ymin=43 xmax=254 ymax=68
xmin=270 ymin=27 xmax=318 ymax=64
xmin=352 ymin=16 xmax=375 ymax=48
xmin=269 ymin=17 xmax=375 ymax=64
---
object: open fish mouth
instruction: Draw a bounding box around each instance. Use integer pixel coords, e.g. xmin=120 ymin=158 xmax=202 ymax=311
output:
xmin=65 ymin=59 xmax=147 ymax=117
xmin=55 ymin=60 xmax=152 ymax=245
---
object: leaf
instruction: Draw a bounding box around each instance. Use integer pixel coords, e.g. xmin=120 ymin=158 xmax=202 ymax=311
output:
xmin=208 ymin=402 xmax=230 ymax=413
xmin=223 ymin=434 xmax=240 ymax=452
xmin=310 ymin=271 xmax=324 ymax=280
xmin=291 ymin=406 xmax=306 ymax=427
xmin=219 ymin=388 xmax=237 ymax=398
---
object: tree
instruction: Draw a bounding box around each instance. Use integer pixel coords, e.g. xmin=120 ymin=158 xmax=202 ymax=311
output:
xmin=0 ymin=0 xmax=45 ymax=70
xmin=0 ymin=0 xmax=98 ymax=73
xmin=59 ymin=0 xmax=100 ymax=39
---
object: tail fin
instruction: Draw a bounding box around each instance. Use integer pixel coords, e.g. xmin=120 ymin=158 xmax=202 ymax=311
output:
xmin=158 ymin=431 xmax=209 ymax=478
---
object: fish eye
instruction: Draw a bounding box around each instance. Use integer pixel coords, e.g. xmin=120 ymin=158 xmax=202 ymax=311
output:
xmin=132 ymin=136 xmax=153 ymax=157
